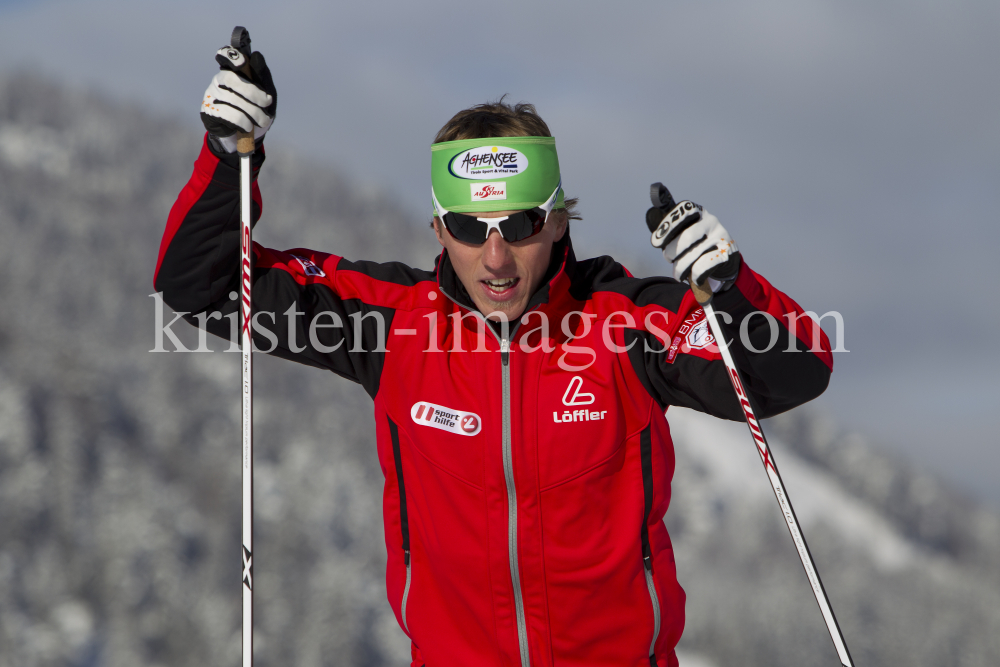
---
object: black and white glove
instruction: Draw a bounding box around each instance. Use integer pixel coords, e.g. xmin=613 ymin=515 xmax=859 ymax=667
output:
xmin=648 ymin=199 xmax=741 ymax=292
xmin=200 ymin=46 xmax=277 ymax=153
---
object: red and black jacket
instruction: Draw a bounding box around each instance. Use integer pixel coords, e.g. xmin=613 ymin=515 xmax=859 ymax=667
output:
xmin=156 ymin=136 xmax=833 ymax=667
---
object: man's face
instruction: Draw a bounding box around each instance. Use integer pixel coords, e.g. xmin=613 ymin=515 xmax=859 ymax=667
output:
xmin=433 ymin=210 xmax=568 ymax=323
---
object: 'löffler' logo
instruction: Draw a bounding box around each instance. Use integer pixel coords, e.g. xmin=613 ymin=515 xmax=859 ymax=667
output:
xmin=411 ymin=402 xmax=482 ymax=436
xmin=562 ymin=376 xmax=594 ymax=406
xmin=554 ymin=376 xmax=606 ymax=423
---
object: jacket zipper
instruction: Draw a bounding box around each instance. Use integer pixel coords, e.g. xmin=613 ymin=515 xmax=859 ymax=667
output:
xmin=643 ymin=559 xmax=661 ymax=659
xmin=433 ymin=292 xmax=531 ymax=667
xmin=388 ymin=418 xmax=413 ymax=633
xmin=500 ymin=337 xmax=531 ymax=667
xmin=402 ymin=552 xmax=413 ymax=633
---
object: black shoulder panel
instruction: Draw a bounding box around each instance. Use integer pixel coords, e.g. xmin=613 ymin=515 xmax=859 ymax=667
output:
xmin=336 ymin=258 xmax=437 ymax=288
xmin=570 ymin=256 xmax=690 ymax=313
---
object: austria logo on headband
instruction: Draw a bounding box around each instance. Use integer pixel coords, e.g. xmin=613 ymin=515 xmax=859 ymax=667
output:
xmin=470 ymin=182 xmax=506 ymax=201
xmin=449 ymin=146 xmax=529 ymax=180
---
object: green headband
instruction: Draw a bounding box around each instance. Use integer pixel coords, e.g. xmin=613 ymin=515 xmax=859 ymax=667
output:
xmin=431 ymin=136 xmax=564 ymax=214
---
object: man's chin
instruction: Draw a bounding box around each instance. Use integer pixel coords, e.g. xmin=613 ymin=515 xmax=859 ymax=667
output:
xmin=476 ymin=297 xmax=526 ymax=324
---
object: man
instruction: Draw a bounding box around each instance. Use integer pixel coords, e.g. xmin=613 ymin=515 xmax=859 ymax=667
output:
xmin=155 ymin=48 xmax=832 ymax=667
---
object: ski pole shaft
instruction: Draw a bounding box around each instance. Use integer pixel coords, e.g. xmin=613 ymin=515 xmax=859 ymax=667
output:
xmin=230 ymin=24 xmax=255 ymax=667
xmin=649 ymin=183 xmax=854 ymax=666
xmin=697 ymin=294 xmax=854 ymax=667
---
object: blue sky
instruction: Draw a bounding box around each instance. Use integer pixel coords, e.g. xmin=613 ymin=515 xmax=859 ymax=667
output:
xmin=1 ymin=0 xmax=998 ymax=505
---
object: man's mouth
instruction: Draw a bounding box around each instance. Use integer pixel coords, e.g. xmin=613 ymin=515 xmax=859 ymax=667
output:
xmin=481 ymin=277 xmax=520 ymax=297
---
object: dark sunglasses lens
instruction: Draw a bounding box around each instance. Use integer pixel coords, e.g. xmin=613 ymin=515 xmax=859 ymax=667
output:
xmin=499 ymin=208 xmax=546 ymax=242
xmin=443 ymin=213 xmax=488 ymax=243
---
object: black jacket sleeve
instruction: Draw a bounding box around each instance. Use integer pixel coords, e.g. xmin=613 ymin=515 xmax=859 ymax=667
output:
xmin=615 ymin=263 xmax=833 ymax=421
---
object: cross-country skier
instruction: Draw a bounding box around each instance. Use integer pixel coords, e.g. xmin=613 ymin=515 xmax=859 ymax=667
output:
xmin=155 ymin=47 xmax=833 ymax=667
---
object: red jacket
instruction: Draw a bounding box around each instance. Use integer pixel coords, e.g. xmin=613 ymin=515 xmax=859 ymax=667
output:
xmin=155 ymin=136 xmax=833 ymax=667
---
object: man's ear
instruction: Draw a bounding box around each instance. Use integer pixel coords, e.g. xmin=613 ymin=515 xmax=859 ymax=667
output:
xmin=550 ymin=210 xmax=569 ymax=242
xmin=432 ymin=217 xmax=447 ymax=248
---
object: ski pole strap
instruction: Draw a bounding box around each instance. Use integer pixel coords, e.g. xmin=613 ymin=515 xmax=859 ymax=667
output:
xmin=431 ymin=136 xmax=564 ymax=214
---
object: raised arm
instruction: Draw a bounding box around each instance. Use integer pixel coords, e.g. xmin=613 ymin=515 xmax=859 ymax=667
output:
xmin=618 ymin=192 xmax=832 ymax=419
xmin=154 ymin=47 xmax=415 ymax=397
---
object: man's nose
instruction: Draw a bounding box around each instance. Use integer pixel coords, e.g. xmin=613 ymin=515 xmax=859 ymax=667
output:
xmin=482 ymin=229 xmax=514 ymax=272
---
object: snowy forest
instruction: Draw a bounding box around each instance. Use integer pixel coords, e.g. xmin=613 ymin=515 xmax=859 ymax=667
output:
xmin=0 ymin=73 xmax=998 ymax=667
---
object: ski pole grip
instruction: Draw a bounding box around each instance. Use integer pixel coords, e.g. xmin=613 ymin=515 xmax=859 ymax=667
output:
xmin=236 ymin=132 xmax=254 ymax=157
xmin=235 ymin=93 xmax=255 ymax=157
xmin=236 ymin=116 xmax=254 ymax=155
xmin=689 ymin=279 xmax=713 ymax=306
xmin=231 ymin=26 xmax=256 ymax=157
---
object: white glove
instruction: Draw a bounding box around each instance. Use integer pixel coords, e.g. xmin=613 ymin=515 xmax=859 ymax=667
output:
xmin=650 ymin=200 xmax=741 ymax=292
xmin=200 ymin=47 xmax=277 ymax=153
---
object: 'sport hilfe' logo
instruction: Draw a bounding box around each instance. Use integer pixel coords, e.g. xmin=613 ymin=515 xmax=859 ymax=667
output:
xmin=449 ymin=146 xmax=528 ymax=180
xmin=411 ymin=402 xmax=481 ymax=436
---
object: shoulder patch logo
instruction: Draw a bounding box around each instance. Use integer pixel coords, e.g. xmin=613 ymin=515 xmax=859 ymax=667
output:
xmin=561 ymin=376 xmax=595 ymax=406
xmin=685 ymin=319 xmax=715 ymax=349
xmin=411 ymin=402 xmax=481 ymax=436
xmin=291 ymin=254 xmax=326 ymax=277
xmin=667 ymin=308 xmax=714 ymax=363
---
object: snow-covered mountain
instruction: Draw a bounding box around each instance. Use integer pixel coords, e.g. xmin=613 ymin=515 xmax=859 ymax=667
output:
xmin=667 ymin=408 xmax=1000 ymax=666
xmin=0 ymin=72 xmax=996 ymax=667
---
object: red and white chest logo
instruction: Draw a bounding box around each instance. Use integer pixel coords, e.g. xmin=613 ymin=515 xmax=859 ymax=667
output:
xmin=411 ymin=402 xmax=482 ymax=436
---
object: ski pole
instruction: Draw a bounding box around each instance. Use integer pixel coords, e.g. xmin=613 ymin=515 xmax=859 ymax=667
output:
xmin=227 ymin=25 xmax=256 ymax=667
xmin=648 ymin=184 xmax=855 ymax=667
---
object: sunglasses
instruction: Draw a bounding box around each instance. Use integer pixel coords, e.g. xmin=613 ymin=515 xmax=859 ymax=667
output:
xmin=433 ymin=182 xmax=562 ymax=245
